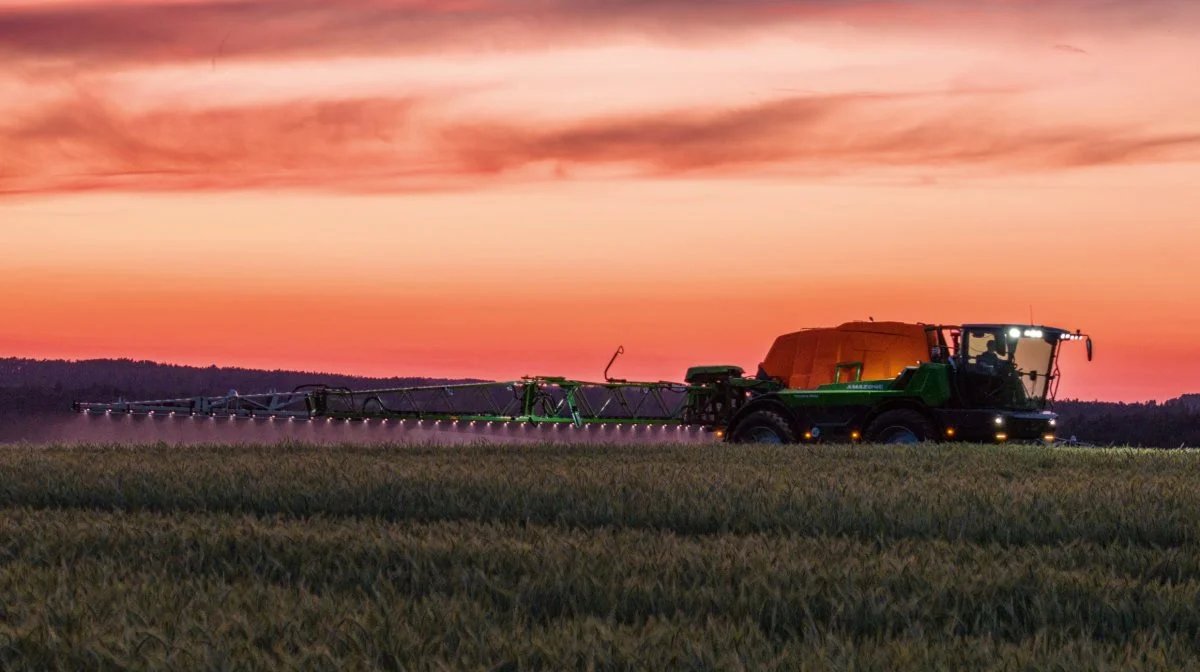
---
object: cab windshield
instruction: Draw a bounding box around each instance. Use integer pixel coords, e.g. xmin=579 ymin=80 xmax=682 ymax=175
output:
xmin=963 ymin=328 xmax=1057 ymax=407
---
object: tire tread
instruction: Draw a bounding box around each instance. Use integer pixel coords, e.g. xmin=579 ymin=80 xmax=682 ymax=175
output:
xmin=864 ymin=409 xmax=935 ymax=443
xmin=729 ymin=409 xmax=798 ymax=444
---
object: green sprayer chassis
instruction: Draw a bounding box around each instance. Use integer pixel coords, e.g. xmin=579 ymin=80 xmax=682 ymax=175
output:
xmin=69 ymin=322 xmax=1092 ymax=445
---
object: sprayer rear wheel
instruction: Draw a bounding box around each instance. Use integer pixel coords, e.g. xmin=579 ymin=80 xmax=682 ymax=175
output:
xmin=864 ymin=409 xmax=934 ymax=444
xmin=729 ymin=410 xmax=797 ymax=444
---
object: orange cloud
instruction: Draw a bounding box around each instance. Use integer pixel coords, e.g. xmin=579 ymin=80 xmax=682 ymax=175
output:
xmin=4 ymin=88 xmax=1200 ymax=197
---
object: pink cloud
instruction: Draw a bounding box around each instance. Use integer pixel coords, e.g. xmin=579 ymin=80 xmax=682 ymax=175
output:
xmin=4 ymin=88 xmax=1199 ymax=197
xmin=0 ymin=92 xmax=449 ymax=195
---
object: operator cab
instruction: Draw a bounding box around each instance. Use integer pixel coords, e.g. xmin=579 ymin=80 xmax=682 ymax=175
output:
xmin=953 ymin=324 xmax=1091 ymax=411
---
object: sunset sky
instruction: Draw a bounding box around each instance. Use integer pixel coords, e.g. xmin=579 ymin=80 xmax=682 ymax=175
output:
xmin=2 ymin=0 xmax=1198 ymax=402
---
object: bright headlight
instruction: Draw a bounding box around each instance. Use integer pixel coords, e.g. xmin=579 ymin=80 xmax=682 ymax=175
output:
xmin=994 ymin=416 xmax=1005 ymax=426
xmin=1008 ymin=327 xmax=1021 ymax=339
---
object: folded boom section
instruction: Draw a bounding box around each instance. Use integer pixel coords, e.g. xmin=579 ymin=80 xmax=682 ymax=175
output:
xmin=74 ymin=376 xmax=697 ymax=427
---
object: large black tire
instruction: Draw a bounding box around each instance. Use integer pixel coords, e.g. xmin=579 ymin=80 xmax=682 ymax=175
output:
xmin=864 ymin=409 xmax=935 ymax=444
xmin=729 ymin=410 xmax=798 ymax=444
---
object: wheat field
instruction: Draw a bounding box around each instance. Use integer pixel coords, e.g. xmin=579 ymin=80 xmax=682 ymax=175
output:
xmin=0 ymin=441 xmax=1198 ymax=670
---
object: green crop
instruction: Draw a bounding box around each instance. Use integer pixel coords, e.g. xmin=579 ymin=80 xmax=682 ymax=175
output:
xmin=0 ymin=441 xmax=1198 ymax=670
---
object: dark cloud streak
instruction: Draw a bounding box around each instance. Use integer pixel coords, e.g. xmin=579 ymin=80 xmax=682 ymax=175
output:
xmin=0 ymin=0 xmax=802 ymax=65
xmin=450 ymin=99 xmax=1200 ymax=175
xmin=1052 ymin=43 xmax=1089 ymax=54
xmin=0 ymin=0 xmax=1192 ymax=66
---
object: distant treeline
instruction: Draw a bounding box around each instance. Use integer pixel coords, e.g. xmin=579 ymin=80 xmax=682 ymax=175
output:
xmin=1051 ymin=399 xmax=1200 ymax=449
xmin=0 ymin=358 xmax=1197 ymax=447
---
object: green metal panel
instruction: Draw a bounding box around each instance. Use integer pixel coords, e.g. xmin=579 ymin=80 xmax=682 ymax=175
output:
xmin=772 ymin=363 xmax=952 ymax=409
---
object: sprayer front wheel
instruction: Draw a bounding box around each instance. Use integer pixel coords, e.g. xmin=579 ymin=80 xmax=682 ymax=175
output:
xmin=729 ymin=410 xmax=798 ymax=444
xmin=864 ymin=409 xmax=934 ymax=444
